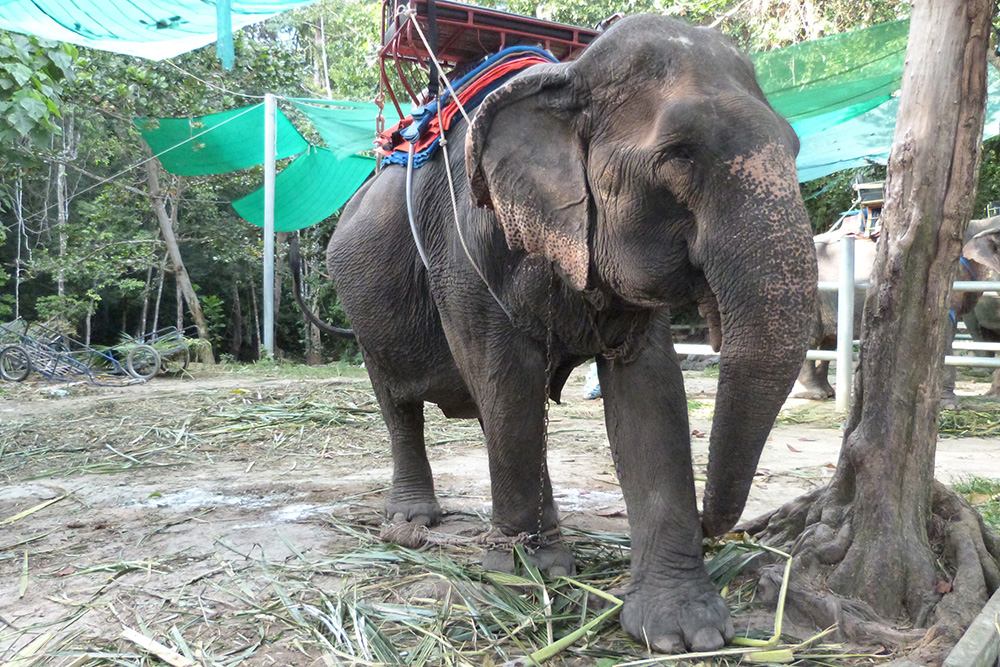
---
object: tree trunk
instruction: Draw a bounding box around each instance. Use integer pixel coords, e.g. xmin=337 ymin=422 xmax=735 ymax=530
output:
xmin=84 ymin=298 xmax=93 ymax=346
xmin=751 ymin=0 xmax=999 ymax=658
xmin=143 ymin=156 xmax=214 ymax=364
xmin=836 ymin=0 xmax=992 ymax=614
xmin=272 ymin=231 xmax=289 ymax=359
xmin=231 ymin=280 xmax=243 ymax=360
xmin=54 ymin=114 xmax=77 ymax=301
xmin=176 ymin=273 xmax=183 ymax=333
xmin=139 ymin=261 xmax=153 ymax=338
xmin=251 ymin=279 xmax=262 ymax=359
xmin=152 ymin=253 xmax=167 ymax=335
xmin=56 ymin=161 xmax=67 ymax=298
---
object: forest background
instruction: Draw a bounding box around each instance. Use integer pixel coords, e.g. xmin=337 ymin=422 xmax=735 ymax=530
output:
xmin=0 ymin=0 xmax=982 ymax=364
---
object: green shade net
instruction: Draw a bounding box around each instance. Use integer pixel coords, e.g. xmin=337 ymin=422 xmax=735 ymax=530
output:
xmin=135 ymin=104 xmax=308 ymax=176
xmin=752 ymin=19 xmax=909 ymax=125
xmin=289 ymin=98 xmax=381 ymax=158
xmin=232 ymin=147 xmax=375 ymax=231
xmin=0 ymin=0 xmax=318 ymax=63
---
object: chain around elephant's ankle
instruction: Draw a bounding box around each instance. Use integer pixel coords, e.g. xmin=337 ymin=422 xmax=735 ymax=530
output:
xmin=476 ymin=525 xmax=563 ymax=552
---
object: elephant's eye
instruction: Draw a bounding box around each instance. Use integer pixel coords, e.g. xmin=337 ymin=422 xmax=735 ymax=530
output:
xmin=655 ymin=142 xmax=700 ymax=198
xmin=667 ymin=145 xmax=695 ymax=163
xmin=656 ymin=141 xmax=698 ymax=167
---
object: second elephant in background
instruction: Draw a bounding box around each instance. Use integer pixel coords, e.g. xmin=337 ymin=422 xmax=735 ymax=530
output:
xmin=793 ymin=215 xmax=1000 ymax=401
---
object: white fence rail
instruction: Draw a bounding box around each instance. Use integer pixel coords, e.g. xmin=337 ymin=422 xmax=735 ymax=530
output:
xmin=675 ymin=236 xmax=1000 ymax=412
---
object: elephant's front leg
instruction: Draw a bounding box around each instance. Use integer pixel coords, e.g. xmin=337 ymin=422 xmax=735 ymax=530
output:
xmin=599 ymin=320 xmax=734 ymax=653
xmin=474 ymin=346 xmax=574 ymax=577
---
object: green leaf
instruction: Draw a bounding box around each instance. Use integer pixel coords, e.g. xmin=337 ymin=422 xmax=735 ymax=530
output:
xmin=8 ymin=108 xmax=35 ymax=137
xmin=49 ymin=50 xmax=75 ymax=77
xmin=19 ymin=95 xmax=48 ymax=121
xmin=3 ymin=62 xmax=32 ymax=86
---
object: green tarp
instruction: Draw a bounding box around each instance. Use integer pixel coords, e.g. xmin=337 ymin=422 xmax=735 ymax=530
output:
xmin=290 ymin=98 xmax=381 ymax=158
xmin=751 ymin=19 xmax=910 ymax=125
xmin=135 ymin=104 xmax=308 ymax=176
xmin=796 ymin=67 xmax=1000 ymax=182
xmin=231 ymin=147 xmax=375 ymax=231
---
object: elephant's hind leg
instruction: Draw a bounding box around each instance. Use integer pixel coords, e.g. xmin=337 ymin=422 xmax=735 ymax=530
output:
xmin=370 ymin=378 xmax=441 ymax=527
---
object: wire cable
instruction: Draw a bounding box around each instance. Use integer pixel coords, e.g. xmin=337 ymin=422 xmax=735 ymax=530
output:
xmin=163 ymin=60 xmax=268 ymax=101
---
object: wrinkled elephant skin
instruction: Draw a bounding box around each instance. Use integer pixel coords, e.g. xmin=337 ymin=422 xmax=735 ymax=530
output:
xmin=324 ymin=16 xmax=816 ymax=653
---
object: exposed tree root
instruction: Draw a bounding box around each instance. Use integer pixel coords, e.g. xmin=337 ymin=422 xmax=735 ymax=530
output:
xmin=741 ymin=481 xmax=1000 ymax=664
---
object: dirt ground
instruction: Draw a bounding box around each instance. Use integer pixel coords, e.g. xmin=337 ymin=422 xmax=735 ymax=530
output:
xmin=2 ymin=363 xmax=999 ymax=666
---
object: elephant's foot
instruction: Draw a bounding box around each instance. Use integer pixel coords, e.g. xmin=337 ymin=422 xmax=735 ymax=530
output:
xmin=940 ymin=392 xmax=960 ymax=411
xmin=481 ymin=530 xmax=576 ymax=578
xmin=790 ymin=381 xmax=833 ymax=401
xmin=620 ymin=575 xmax=734 ymax=653
xmin=385 ymin=497 xmax=442 ymax=527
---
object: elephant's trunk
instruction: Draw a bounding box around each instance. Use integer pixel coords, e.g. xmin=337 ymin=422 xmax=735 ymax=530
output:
xmin=696 ymin=151 xmax=818 ymax=537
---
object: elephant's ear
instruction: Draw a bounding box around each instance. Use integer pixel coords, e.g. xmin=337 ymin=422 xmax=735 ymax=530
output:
xmin=466 ymin=64 xmax=591 ymax=291
xmin=963 ymin=228 xmax=1000 ymax=274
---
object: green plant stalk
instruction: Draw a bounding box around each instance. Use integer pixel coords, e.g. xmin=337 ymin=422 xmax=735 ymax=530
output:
xmin=731 ymin=543 xmax=792 ymax=648
xmin=526 ymin=600 xmax=622 ymax=663
xmin=522 ymin=579 xmax=623 ymax=664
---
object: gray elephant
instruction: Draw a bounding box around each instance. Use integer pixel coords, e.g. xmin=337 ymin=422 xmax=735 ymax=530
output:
xmin=793 ymin=216 xmax=1000 ymax=400
xmin=310 ymin=16 xmax=816 ymax=653
xmin=961 ymin=216 xmax=1000 ymax=395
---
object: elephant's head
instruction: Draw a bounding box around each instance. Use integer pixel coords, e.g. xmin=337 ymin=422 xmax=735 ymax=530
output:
xmin=963 ymin=216 xmax=1000 ymax=274
xmin=466 ymin=15 xmax=817 ymax=536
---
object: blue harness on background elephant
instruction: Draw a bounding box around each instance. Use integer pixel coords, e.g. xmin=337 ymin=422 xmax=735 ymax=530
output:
xmin=375 ymin=46 xmax=558 ymax=168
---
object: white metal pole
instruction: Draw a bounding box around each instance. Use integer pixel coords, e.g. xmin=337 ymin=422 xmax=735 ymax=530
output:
xmin=836 ymin=235 xmax=856 ymax=412
xmin=263 ymin=93 xmax=277 ymax=358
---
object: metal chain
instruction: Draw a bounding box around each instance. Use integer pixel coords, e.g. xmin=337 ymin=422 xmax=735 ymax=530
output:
xmin=537 ymin=267 xmax=557 ymax=540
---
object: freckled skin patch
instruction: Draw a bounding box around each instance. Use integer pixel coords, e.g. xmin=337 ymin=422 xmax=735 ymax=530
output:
xmin=724 ymin=143 xmax=801 ymax=203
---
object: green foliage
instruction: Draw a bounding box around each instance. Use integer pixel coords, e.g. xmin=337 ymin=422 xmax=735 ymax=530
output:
xmin=0 ymin=32 xmax=78 ymax=144
xmin=199 ymin=293 xmax=227 ymax=351
xmin=951 ymin=477 xmax=1000 ymax=531
xmin=800 ymin=164 xmax=887 ymax=234
xmin=35 ymin=294 xmax=90 ymax=326
xmin=975 ymin=135 xmax=1000 ymax=219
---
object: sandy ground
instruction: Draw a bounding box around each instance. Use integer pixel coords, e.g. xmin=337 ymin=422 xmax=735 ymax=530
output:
xmin=1 ymin=364 xmax=999 ymax=665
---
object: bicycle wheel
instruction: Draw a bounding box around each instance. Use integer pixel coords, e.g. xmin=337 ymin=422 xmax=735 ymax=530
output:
xmin=0 ymin=345 xmax=32 ymax=382
xmin=126 ymin=344 xmax=160 ymax=380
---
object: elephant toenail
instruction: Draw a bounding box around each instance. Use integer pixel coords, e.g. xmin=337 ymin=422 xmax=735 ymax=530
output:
xmin=689 ymin=627 xmax=725 ymax=652
xmin=651 ymin=634 xmax=685 ymax=654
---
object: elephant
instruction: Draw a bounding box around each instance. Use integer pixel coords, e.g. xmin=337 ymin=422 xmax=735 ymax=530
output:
xmin=305 ymin=15 xmax=817 ymax=653
xmin=793 ymin=215 xmax=1000 ymax=401
xmin=962 ymin=216 xmax=1000 ymax=395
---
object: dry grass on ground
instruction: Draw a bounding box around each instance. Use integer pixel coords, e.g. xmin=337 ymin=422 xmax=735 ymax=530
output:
xmin=1 ymin=361 xmax=990 ymax=666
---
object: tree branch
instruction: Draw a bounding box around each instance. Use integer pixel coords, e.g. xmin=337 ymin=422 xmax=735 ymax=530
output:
xmin=58 ymin=161 xmax=149 ymax=198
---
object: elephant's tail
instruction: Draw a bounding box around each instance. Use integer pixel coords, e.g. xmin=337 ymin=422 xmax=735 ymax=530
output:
xmin=288 ymin=236 xmax=356 ymax=339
